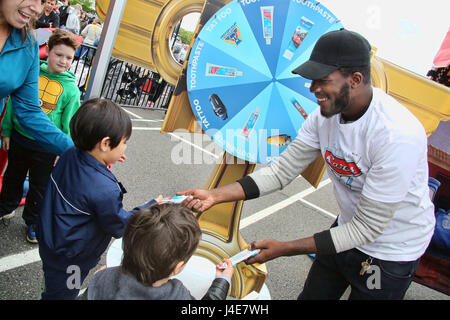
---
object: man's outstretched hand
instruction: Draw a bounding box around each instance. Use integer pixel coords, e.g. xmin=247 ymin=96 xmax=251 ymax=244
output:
xmin=178 ymin=188 xmax=216 ymax=213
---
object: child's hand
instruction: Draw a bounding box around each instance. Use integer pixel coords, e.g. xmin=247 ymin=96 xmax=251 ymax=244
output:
xmin=2 ymin=137 xmax=10 ymax=152
xmin=155 ymin=195 xmax=163 ymax=203
xmin=216 ymin=258 xmax=234 ymax=279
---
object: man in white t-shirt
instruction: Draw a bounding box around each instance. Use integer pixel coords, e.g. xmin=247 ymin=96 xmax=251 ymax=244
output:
xmin=178 ymin=29 xmax=435 ymax=299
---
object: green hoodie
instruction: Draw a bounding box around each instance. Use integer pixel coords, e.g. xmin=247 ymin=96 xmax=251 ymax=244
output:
xmin=1 ymin=61 xmax=80 ymax=140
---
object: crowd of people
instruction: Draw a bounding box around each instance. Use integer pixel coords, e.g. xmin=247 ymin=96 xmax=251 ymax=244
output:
xmin=35 ymin=0 xmax=102 ymax=45
xmin=0 ymin=0 xmax=441 ymax=302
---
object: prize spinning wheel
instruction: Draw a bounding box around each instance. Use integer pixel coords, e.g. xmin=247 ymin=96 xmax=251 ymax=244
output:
xmin=187 ymin=0 xmax=343 ymax=164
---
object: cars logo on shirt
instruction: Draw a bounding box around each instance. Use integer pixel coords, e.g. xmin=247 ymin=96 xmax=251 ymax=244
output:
xmin=325 ymin=150 xmax=362 ymax=177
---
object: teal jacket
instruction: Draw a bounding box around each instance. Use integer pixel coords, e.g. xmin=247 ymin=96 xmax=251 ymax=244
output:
xmin=0 ymin=28 xmax=73 ymax=155
xmin=2 ymin=61 xmax=80 ymax=141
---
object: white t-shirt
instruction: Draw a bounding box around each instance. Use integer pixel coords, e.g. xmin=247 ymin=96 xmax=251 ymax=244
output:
xmin=81 ymin=24 xmax=102 ymax=45
xmin=298 ymin=87 xmax=435 ymax=261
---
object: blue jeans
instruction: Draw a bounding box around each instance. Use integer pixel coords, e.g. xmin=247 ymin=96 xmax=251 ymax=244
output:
xmin=298 ymin=247 xmax=420 ymax=300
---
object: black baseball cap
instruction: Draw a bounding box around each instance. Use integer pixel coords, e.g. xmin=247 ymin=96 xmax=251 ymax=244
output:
xmin=292 ymin=29 xmax=371 ymax=80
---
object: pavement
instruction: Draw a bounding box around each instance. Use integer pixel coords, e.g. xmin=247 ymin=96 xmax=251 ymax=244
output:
xmin=0 ymin=106 xmax=448 ymax=300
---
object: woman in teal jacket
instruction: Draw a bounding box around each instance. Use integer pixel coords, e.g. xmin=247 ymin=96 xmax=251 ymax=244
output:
xmin=0 ymin=0 xmax=73 ymax=157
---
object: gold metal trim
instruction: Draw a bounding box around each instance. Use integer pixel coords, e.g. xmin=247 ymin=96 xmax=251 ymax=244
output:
xmin=151 ymin=0 xmax=206 ymax=84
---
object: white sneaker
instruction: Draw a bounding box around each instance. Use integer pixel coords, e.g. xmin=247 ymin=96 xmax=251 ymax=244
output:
xmin=0 ymin=210 xmax=15 ymax=222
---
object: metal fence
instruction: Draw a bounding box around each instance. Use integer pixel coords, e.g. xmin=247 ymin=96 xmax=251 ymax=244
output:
xmin=70 ymin=44 xmax=174 ymax=110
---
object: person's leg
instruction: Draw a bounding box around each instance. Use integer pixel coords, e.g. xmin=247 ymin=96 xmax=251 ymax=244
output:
xmin=22 ymin=151 xmax=56 ymax=227
xmin=347 ymin=253 xmax=420 ymax=300
xmin=0 ymin=140 xmax=29 ymax=219
xmin=298 ymin=218 xmax=349 ymax=300
xmin=22 ymin=151 xmax=56 ymax=243
xmin=41 ymin=262 xmax=89 ymax=300
xmin=298 ymin=252 xmax=349 ymax=300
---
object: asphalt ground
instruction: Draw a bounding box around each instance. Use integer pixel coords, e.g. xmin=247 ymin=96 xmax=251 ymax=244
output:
xmin=0 ymin=106 xmax=448 ymax=301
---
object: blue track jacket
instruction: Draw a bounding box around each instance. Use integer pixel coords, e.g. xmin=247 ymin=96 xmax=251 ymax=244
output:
xmin=36 ymin=147 xmax=155 ymax=270
xmin=0 ymin=28 xmax=73 ymax=155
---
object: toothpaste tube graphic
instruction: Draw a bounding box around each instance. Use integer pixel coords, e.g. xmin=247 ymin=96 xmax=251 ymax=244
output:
xmin=267 ymin=134 xmax=291 ymax=147
xmin=291 ymin=98 xmax=308 ymax=119
xmin=260 ymin=6 xmax=274 ymax=45
xmin=283 ymin=16 xmax=314 ymax=60
xmin=205 ymin=63 xmax=243 ymax=77
xmin=221 ymin=23 xmax=242 ymax=46
xmin=242 ymin=107 xmax=260 ymax=139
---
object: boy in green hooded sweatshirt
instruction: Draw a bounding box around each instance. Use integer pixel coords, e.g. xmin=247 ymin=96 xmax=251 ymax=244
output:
xmin=0 ymin=29 xmax=80 ymax=243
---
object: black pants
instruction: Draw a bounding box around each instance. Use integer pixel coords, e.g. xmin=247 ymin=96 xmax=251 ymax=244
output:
xmin=0 ymin=138 xmax=56 ymax=226
xmin=298 ymin=246 xmax=420 ymax=300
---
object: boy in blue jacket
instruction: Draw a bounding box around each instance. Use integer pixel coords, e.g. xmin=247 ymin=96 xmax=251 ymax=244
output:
xmin=36 ymin=98 xmax=159 ymax=300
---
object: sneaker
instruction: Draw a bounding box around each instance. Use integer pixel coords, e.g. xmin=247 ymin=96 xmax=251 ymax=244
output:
xmin=0 ymin=210 xmax=15 ymax=225
xmin=26 ymin=225 xmax=38 ymax=244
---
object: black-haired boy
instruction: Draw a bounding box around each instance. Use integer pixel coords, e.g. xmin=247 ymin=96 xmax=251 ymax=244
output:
xmin=36 ymin=98 xmax=159 ymax=300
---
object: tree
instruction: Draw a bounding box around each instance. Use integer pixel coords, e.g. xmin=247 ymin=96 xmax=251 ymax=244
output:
xmin=70 ymin=0 xmax=95 ymax=13
xmin=178 ymin=28 xmax=194 ymax=45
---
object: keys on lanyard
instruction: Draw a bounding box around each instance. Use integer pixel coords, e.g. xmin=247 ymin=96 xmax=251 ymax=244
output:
xmin=360 ymin=257 xmax=374 ymax=276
